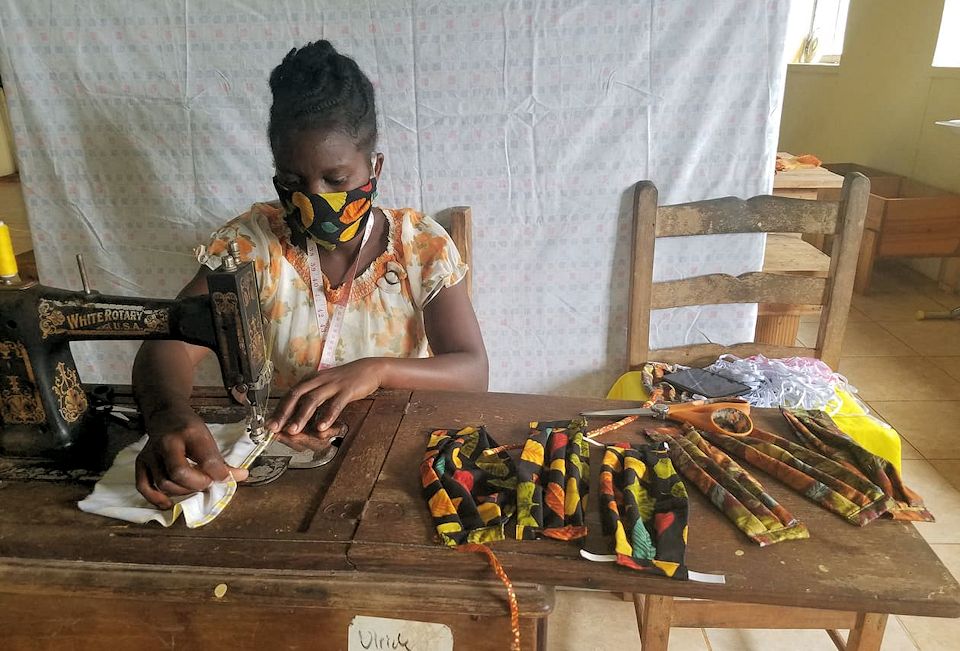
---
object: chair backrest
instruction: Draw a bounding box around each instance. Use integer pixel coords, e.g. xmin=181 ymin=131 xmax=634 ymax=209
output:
xmin=433 ymin=206 xmax=473 ymax=299
xmin=628 ymin=173 xmax=869 ymax=370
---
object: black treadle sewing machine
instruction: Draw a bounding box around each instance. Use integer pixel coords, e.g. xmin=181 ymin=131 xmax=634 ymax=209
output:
xmin=0 ymin=242 xmax=271 ymax=466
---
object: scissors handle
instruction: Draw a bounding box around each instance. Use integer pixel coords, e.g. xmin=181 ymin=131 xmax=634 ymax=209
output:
xmin=665 ymin=401 xmax=753 ymax=437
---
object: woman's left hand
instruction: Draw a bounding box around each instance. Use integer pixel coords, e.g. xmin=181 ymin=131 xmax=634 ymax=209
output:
xmin=265 ymin=358 xmax=385 ymax=441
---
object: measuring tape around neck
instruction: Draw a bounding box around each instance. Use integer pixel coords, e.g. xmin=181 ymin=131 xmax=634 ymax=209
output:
xmin=305 ymin=215 xmax=376 ymax=370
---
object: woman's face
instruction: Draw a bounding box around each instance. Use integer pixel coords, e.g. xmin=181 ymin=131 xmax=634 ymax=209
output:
xmin=273 ymin=129 xmax=380 ymax=196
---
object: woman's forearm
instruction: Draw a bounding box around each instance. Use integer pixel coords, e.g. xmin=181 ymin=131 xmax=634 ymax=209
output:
xmin=377 ymin=351 xmax=489 ymax=392
xmin=132 ymin=341 xmax=202 ymax=422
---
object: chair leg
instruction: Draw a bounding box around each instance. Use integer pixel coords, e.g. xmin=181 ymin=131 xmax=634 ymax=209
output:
xmin=845 ymin=613 xmax=887 ymax=651
xmin=854 ymin=229 xmax=877 ymax=294
xmin=634 ymin=593 xmax=673 ymax=651
xmin=826 ymin=629 xmax=847 ymax=651
xmin=535 ymin=615 xmax=548 ymax=651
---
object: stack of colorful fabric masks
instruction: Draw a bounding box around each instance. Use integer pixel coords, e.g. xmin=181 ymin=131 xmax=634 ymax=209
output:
xmin=645 ymin=427 xmax=809 ymax=547
xmin=598 ymin=443 xmax=691 ymax=579
xmin=420 ymin=425 xmax=518 ymax=546
xmin=784 ymin=409 xmax=933 ymax=522
xmin=515 ymin=420 xmax=590 ymax=541
xmin=648 ymin=407 xmax=934 ymax=546
xmin=420 ymin=420 xmax=590 ymax=547
xmin=420 ymin=420 xmax=693 ymax=577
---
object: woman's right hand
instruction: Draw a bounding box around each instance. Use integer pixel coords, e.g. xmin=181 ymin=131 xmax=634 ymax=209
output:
xmin=134 ymin=404 xmax=248 ymax=510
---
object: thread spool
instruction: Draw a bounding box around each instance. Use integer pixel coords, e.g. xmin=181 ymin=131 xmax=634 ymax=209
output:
xmin=0 ymin=221 xmax=19 ymax=279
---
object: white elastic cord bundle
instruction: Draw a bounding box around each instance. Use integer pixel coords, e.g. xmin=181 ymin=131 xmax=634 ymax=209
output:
xmin=706 ymin=354 xmax=862 ymax=416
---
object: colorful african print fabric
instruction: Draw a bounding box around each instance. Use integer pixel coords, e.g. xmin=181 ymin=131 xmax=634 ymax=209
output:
xmin=698 ymin=427 xmax=895 ymax=526
xmin=639 ymin=362 xmax=690 ymax=406
xmin=599 ymin=444 xmax=689 ymax=579
xmin=515 ymin=419 xmax=590 ymax=541
xmin=421 ymin=422 xmax=591 ymax=547
xmin=784 ymin=409 xmax=934 ymax=522
xmin=647 ymin=426 xmax=809 ymax=547
xmin=420 ymin=426 xmax=518 ymax=547
xmin=274 ymin=174 xmax=377 ymax=250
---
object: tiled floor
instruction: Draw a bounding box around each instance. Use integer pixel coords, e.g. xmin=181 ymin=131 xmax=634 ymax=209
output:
xmin=550 ymin=262 xmax=960 ymax=650
xmin=4 ymin=181 xmax=959 ymax=648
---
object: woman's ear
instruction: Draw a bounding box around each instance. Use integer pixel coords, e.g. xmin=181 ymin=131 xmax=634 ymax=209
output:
xmin=373 ymin=152 xmax=384 ymax=179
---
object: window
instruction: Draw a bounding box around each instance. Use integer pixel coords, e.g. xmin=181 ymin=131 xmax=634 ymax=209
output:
xmin=933 ymin=0 xmax=960 ymax=67
xmin=784 ymin=0 xmax=851 ymax=65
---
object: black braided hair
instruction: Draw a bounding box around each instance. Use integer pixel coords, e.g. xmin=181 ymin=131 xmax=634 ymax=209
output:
xmin=268 ymin=40 xmax=377 ymax=153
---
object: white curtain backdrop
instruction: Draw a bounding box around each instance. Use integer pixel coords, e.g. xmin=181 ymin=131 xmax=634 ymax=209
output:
xmin=0 ymin=1 xmax=788 ymax=396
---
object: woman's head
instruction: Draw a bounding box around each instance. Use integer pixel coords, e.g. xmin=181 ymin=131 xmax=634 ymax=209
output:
xmin=268 ymin=40 xmax=379 ymax=195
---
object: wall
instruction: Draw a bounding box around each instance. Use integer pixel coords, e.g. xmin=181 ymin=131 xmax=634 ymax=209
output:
xmin=779 ymin=0 xmax=960 ymax=284
xmin=0 ymin=1 xmax=788 ymax=396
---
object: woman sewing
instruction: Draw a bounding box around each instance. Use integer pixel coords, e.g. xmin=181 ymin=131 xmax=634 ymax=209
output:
xmin=132 ymin=40 xmax=488 ymax=509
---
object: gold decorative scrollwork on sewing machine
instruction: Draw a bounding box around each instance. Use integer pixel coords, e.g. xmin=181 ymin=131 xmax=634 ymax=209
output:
xmin=0 ymin=341 xmax=46 ymax=424
xmin=248 ymin=314 xmax=266 ymax=366
xmin=1 ymin=243 xmax=270 ymax=462
xmin=52 ymin=362 xmax=87 ymax=423
xmin=240 ymin=272 xmax=255 ymax=308
xmin=212 ymin=291 xmax=238 ymax=313
xmin=143 ymin=309 xmax=169 ymax=332
xmin=38 ymin=301 xmax=66 ymax=339
xmin=39 ymin=299 xmax=172 ymax=339
xmin=213 ymin=291 xmax=248 ymax=359
xmin=238 ymin=275 xmax=266 ymax=367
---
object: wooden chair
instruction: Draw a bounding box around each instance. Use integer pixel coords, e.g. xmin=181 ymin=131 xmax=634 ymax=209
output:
xmin=628 ymin=173 xmax=869 ymax=371
xmin=626 ymin=173 xmax=874 ymax=650
xmin=433 ymin=206 xmax=474 ymax=299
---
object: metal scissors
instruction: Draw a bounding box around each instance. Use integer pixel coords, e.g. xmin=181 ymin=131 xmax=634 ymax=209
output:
xmin=581 ymin=400 xmax=753 ymax=437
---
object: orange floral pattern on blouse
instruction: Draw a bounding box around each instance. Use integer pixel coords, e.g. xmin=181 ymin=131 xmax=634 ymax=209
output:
xmin=201 ymin=204 xmax=467 ymax=391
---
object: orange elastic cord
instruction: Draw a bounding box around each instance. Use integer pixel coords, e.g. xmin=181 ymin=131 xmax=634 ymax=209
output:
xmin=586 ymin=415 xmax=638 ymax=440
xmin=457 ymin=543 xmax=520 ymax=651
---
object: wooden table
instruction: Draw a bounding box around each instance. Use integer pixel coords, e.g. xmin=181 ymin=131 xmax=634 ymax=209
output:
xmin=773 ymin=155 xmax=844 ymax=201
xmin=2 ymin=389 xmax=958 ymax=651
xmin=353 ymin=391 xmax=960 ymax=649
xmin=756 ymin=233 xmax=832 ymax=346
xmin=0 ymin=390 xmax=552 ymax=651
xmin=759 ymin=158 xmax=843 ymax=347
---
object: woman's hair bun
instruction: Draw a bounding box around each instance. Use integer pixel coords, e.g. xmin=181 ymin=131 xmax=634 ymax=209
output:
xmin=268 ymin=40 xmax=377 ymax=151
xmin=269 ymin=40 xmax=341 ymax=99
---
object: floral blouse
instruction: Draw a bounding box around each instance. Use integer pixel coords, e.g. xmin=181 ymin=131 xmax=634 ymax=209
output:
xmin=199 ymin=203 xmax=468 ymax=391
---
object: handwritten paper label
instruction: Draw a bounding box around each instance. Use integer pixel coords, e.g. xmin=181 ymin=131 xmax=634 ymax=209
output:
xmin=348 ymin=616 xmax=453 ymax=651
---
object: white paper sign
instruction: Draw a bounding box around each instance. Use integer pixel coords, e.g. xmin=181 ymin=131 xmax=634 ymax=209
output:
xmin=348 ymin=616 xmax=453 ymax=651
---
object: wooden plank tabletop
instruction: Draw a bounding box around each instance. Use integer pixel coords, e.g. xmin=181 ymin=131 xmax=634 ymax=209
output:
xmin=0 ymin=392 xmax=410 ymax=572
xmin=0 ymin=388 xmax=553 ymax=625
xmin=773 ymin=167 xmax=845 ymax=190
xmin=5 ymin=388 xmax=958 ymax=621
xmin=350 ymin=390 xmax=960 ymax=619
xmin=774 ymin=154 xmax=844 ymax=190
xmin=763 ymin=233 xmax=831 ymax=277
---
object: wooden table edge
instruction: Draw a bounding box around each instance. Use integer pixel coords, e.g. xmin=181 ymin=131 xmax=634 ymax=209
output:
xmin=345 ymin=540 xmax=960 ymax=620
xmin=0 ymin=555 xmax=554 ymax=617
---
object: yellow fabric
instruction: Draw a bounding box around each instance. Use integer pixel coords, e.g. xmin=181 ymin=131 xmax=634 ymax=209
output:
xmin=830 ymin=389 xmax=902 ymax=473
xmin=607 ymin=370 xmax=651 ymax=402
xmin=606 ymin=371 xmax=902 ymax=471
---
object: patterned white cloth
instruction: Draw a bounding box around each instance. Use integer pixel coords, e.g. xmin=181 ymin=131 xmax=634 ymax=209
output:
xmin=0 ymin=1 xmax=789 ymax=397
xmin=77 ymin=422 xmax=253 ymax=528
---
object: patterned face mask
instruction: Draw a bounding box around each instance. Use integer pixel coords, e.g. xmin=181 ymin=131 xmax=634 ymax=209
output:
xmin=274 ymin=161 xmax=377 ymax=250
